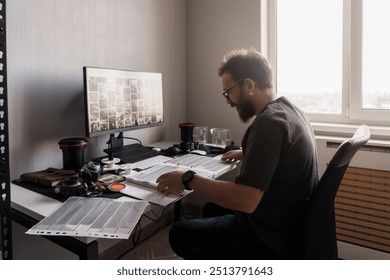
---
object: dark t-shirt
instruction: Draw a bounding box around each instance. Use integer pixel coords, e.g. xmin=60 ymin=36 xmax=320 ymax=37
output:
xmin=235 ymin=96 xmax=318 ymax=258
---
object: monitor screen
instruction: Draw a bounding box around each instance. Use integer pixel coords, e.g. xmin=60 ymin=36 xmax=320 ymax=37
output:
xmin=83 ymin=67 xmax=164 ymax=137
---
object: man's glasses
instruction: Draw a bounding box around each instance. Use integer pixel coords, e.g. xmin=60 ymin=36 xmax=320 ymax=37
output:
xmin=221 ymin=81 xmax=243 ymax=102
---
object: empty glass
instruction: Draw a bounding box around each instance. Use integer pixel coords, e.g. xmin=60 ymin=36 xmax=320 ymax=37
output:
xmin=193 ymin=126 xmax=209 ymax=144
xmin=210 ymin=128 xmax=231 ymax=146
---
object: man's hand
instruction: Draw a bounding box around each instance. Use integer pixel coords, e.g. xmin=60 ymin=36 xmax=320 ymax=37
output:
xmin=156 ymin=171 xmax=185 ymax=194
xmin=221 ymin=150 xmax=244 ymax=162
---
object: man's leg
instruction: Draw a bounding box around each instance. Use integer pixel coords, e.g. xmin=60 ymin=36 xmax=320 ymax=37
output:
xmin=169 ymin=214 xmax=279 ymax=260
xmin=202 ymin=202 xmax=234 ymax=218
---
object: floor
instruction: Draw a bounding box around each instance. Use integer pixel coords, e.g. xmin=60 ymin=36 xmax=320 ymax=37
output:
xmin=118 ymin=223 xmax=182 ymax=260
xmin=117 ymin=203 xmax=202 ymax=260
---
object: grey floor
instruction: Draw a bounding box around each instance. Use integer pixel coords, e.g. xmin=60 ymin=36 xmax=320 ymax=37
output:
xmin=119 ymin=224 xmax=182 ymax=260
xmin=118 ymin=204 xmax=201 ymax=260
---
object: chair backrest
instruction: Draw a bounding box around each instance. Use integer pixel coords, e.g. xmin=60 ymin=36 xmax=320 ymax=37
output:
xmin=303 ymin=125 xmax=370 ymax=259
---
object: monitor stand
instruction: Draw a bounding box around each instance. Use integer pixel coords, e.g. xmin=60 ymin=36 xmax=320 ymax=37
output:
xmin=102 ymin=133 xmax=124 ymax=161
xmin=107 ymin=133 xmax=124 ymax=150
xmin=100 ymin=133 xmax=158 ymax=164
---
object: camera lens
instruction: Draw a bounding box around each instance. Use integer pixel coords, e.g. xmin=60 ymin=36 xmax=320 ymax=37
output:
xmin=79 ymin=171 xmax=92 ymax=181
xmin=87 ymin=162 xmax=101 ymax=172
xmin=63 ymin=177 xmax=83 ymax=186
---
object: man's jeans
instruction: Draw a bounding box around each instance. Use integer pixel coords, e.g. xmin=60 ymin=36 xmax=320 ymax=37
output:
xmin=169 ymin=203 xmax=279 ymax=260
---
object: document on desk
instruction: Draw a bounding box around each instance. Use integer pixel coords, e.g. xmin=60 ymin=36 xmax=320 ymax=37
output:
xmin=26 ymin=197 xmax=147 ymax=239
xmin=125 ymin=154 xmax=237 ymax=188
xmin=120 ymin=180 xmax=191 ymax=206
xmin=120 ymin=154 xmax=236 ymax=206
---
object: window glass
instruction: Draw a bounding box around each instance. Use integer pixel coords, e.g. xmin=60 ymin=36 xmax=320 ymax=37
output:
xmin=276 ymin=0 xmax=343 ymax=114
xmin=362 ymin=0 xmax=390 ymax=110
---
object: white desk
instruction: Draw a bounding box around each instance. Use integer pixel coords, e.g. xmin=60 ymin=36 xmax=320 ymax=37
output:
xmin=10 ymin=140 xmax=236 ymax=259
xmin=11 ymin=183 xmax=152 ymax=259
xmin=9 ymin=141 xmax=177 ymax=259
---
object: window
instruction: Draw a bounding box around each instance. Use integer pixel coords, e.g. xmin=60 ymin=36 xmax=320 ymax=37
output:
xmin=266 ymin=0 xmax=390 ymax=125
xmin=277 ymin=0 xmax=342 ymax=114
xmin=361 ymin=0 xmax=390 ymax=110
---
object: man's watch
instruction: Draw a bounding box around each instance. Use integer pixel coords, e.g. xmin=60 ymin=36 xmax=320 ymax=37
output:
xmin=181 ymin=170 xmax=196 ymax=190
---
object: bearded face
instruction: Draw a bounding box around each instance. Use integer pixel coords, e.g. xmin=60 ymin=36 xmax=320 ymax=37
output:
xmin=230 ymin=88 xmax=256 ymax=123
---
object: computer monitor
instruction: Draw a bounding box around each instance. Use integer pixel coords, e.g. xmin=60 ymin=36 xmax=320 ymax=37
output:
xmin=83 ymin=67 xmax=164 ymax=142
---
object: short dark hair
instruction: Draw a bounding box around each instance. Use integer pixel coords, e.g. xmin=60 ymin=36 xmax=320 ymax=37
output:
xmin=218 ymin=49 xmax=273 ymax=90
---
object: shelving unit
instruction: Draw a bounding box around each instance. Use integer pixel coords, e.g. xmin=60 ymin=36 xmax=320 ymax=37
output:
xmin=0 ymin=0 xmax=12 ymax=260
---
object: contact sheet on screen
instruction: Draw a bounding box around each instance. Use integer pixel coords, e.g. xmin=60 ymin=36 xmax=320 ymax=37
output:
xmin=26 ymin=197 xmax=147 ymax=239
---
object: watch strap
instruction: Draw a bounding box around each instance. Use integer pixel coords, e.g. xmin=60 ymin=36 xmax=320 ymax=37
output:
xmin=182 ymin=170 xmax=196 ymax=190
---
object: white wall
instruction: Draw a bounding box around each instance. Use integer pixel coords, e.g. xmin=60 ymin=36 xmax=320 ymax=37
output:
xmin=186 ymin=0 xmax=261 ymax=145
xmin=7 ymin=0 xmax=186 ymax=259
xmin=7 ymin=0 xmax=186 ymax=180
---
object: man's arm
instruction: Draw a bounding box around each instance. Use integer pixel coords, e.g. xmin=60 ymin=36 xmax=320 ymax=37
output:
xmin=156 ymin=171 xmax=263 ymax=214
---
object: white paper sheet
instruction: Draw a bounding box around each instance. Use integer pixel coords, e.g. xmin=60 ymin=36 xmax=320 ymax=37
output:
xmin=120 ymin=180 xmax=191 ymax=207
xmin=119 ymin=154 xmax=235 ymax=206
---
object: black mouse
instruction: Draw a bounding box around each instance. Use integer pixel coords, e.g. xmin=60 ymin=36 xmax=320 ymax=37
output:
xmin=166 ymin=146 xmax=180 ymax=155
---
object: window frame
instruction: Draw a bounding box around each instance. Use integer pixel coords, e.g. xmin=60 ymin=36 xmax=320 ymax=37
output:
xmin=262 ymin=0 xmax=390 ymax=128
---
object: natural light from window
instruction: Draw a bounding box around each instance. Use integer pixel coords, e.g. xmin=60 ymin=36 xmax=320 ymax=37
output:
xmin=276 ymin=0 xmax=343 ymax=114
xmin=362 ymin=0 xmax=390 ymax=110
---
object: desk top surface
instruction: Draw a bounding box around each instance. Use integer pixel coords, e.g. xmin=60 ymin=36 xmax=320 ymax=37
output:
xmin=10 ymin=141 xmax=182 ymax=243
xmin=10 ymin=141 xmax=231 ymax=244
xmin=11 ymin=183 xmax=62 ymax=221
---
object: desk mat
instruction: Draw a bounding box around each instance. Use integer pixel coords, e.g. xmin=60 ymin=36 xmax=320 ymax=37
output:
xmin=12 ymin=179 xmax=123 ymax=202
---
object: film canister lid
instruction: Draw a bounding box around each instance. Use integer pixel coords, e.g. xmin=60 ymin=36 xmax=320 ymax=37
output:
xmin=58 ymin=137 xmax=88 ymax=148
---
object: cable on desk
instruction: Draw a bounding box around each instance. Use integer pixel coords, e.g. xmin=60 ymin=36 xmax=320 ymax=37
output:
xmin=132 ymin=219 xmax=142 ymax=245
xmin=142 ymin=206 xmax=167 ymax=223
xmin=120 ymin=136 xmax=142 ymax=146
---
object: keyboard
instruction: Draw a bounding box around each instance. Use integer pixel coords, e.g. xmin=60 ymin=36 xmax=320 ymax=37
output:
xmin=133 ymin=155 xmax=172 ymax=170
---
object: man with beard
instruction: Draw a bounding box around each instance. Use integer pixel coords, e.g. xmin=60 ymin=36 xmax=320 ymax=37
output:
xmin=156 ymin=49 xmax=319 ymax=259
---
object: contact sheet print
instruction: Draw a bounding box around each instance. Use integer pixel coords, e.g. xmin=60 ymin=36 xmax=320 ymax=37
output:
xmin=27 ymin=197 xmax=148 ymax=239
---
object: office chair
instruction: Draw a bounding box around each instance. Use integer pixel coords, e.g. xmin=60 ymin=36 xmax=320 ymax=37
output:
xmin=303 ymin=124 xmax=370 ymax=260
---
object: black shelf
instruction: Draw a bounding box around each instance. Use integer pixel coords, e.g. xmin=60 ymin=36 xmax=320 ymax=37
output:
xmin=0 ymin=0 xmax=12 ymax=260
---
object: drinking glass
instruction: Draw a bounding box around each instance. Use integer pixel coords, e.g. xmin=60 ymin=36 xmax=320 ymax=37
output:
xmin=210 ymin=128 xmax=231 ymax=146
xmin=193 ymin=126 xmax=209 ymax=144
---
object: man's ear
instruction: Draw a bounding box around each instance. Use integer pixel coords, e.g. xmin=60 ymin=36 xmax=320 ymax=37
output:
xmin=244 ymin=78 xmax=256 ymax=92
